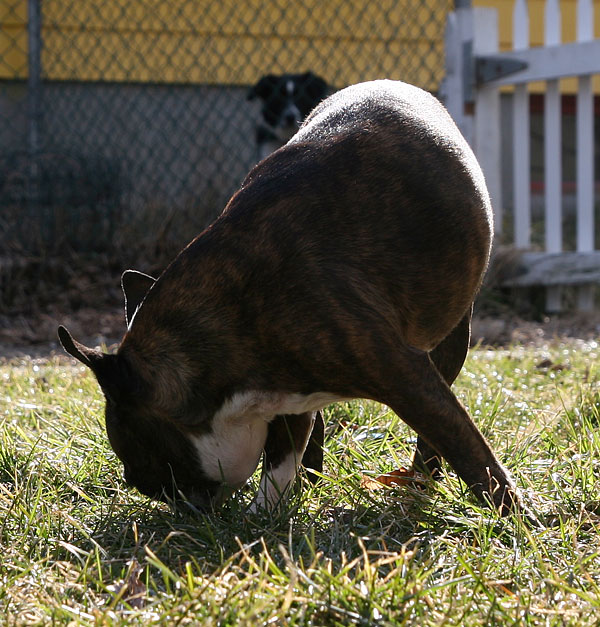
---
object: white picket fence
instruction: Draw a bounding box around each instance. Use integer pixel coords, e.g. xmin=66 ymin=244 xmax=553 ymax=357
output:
xmin=442 ymin=0 xmax=600 ymax=311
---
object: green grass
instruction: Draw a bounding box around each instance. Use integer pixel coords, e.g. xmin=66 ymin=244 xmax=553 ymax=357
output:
xmin=1 ymin=341 xmax=600 ymax=625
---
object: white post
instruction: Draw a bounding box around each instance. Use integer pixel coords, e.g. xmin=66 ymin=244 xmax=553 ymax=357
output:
xmin=441 ymin=6 xmax=474 ymax=147
xmin=473 ymin=8 xmax=502 ymax=235
xmin=544 ymin=0 xmax=563 ymax=311
xmin=512 ymin=0 xmax=530 ymax=249
xmin=576 ymin=0 xmax=595 ymax=310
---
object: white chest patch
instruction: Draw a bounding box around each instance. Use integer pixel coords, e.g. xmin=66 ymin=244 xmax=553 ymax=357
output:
xmin=189 ymin=390 xmax=342 ymax=487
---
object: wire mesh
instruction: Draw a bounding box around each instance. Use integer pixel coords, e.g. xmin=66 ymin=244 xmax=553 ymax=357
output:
xmin=0 ymin=0 xmax=452 ymax=255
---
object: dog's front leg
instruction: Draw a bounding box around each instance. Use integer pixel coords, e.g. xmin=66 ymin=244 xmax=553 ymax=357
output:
xmin=251 ymin=412 xmax=317 ymax=511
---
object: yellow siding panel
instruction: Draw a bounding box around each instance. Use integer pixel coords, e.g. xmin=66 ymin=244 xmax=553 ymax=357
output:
xmin=0 ymin=0 xmax=26 ymax=22
xmin=6 ymin=1 xmax=595 ymax=91
xmin=0 ymin=0 xmax=27 ymax=79
xmin=41 ymin=0 xmax=443 ymax=44
xmin=474 ymin=0 xmax=600 ymax=48
xmin=39 ymin=0 xmax=450 ymax=88
xmin=41 ymin=28 xmax=445 ymax=88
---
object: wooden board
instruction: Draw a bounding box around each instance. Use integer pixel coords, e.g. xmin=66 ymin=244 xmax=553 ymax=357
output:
xmin=502 ymin=252 xmax=600 ymax=287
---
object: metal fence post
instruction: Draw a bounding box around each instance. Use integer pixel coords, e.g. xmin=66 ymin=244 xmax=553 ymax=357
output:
xmin=27 ymin=0 xmax=42 ymax=214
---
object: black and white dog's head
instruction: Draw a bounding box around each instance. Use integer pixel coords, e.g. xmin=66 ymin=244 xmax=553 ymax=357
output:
xmin=247 ymin=72 xmax=328 ymax=160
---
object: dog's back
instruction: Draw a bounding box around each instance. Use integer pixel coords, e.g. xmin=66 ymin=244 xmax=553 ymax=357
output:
xmin=217 ymin=80 xmax=493 ymax=353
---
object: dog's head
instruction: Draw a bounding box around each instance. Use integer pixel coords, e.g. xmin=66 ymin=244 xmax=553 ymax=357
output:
xmin=58 ymin=271 xmax=266 ymax=508
xmin=247 ymin=72 xmax=328 ymax=132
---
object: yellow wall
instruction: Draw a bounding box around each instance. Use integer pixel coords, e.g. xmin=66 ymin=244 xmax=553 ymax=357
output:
xmin=40 ymin=0 xmax=450 ymax=88
xmin=1 ymin=0 xmax=450 ymax=87
xmin=0 ymin=0 xmax=28 ymax=79
xmin=1 ymin=0 xmax=598 ymax=90
xmin=474 ymin=0 xmax=600 ymax=49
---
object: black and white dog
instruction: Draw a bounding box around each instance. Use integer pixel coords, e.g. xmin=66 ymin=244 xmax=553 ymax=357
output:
xmin=247 ymin=72 xmax=328 ymax=160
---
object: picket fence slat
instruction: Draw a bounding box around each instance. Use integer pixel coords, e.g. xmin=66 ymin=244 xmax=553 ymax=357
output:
xmin=575 ymin=0 xmax=595 ymax=309
xmin=473 ymin=9 xmax=502 ymax=228
xmin=576 ymin=0 xmax=594 ymax=254
xmin=544 ymin=0 xmax=561 ymax=255
xmin=513 ymin=0 xmax=531 ymax=248
xmin=544 ymin=0 xmax=562 ymax=311
xmin=577 ymin=76 xmax=594 ymax=255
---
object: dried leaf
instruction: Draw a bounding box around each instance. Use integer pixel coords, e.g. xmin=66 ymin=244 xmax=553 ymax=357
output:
xmin=535 ymin=359 xmax=568 ymax=372
xmin=361 ymin=467 xmax=419 ymax=490
xmin=107 ymin=559 xmax=148 ymax=609
xmin=123 ymin=559 xmax=147 ymax=609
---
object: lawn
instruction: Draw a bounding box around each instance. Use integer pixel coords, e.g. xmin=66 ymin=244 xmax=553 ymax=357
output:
xmin=1 ymin=339 xmax=599 ymax=625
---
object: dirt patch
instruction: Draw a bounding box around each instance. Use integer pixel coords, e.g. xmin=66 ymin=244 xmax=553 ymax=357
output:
xmin=0 ymin=252 xmax=162 ymax=358
xmin=471 ymin=313 xmax=600 ymax=346
xmin=2 ymin=244 xmax=599 ymax=359
xmin=2 ymin=307 xmax=599 ymax=360
xmin=1 ymin=248 xmax=599 ymax=358
xmin=0 ymin=307 xmax=124 ymax=358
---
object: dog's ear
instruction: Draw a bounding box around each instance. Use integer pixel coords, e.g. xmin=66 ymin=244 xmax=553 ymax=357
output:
xmin=121 ymin=270 xmax=156 ymax=326
xmin=58 ymin=325 xmax=135 ymax=403
xmin=302 ymin=73 xmax=328 ymax=101
xmin=58 ymin=325 xmax=105 ymax=370
xmin=247 ymin=75 xmax=278 ymax=101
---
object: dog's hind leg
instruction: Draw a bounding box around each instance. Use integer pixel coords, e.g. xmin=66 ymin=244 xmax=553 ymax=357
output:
xmin=252 ymin=411 xmax=317 ymax=510
xmin=413 ymin=307 xmax=472 ymax=478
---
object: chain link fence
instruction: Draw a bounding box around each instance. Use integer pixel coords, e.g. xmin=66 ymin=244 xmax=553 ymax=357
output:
xmin=1 ymin=0 xmax=452 ymax=260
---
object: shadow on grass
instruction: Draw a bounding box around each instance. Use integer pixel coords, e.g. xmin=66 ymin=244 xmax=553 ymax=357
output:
xmin=58 ymin=472 xmax=524 ymax=588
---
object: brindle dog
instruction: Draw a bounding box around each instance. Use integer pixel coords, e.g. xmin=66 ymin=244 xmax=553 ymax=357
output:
xmin=59 ymin=80 xmax=524 ymax=516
